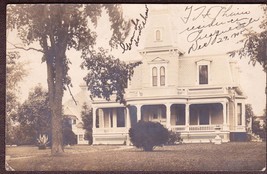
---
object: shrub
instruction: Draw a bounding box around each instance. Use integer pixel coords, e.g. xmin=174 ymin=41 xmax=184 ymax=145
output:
xmin=167 ymin=131 xmax=183 ymax=145
xmin=129 ymin=121 xmax=169 ymax=151
xmin=63 ymin=127 xmax=77 ymax=145
xmin=252 ymin=120 xmax=266 ymax=141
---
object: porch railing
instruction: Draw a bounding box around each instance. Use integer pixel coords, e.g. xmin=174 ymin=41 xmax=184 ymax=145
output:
xmin=171 ymin=125 xmax=223 ymax=132
xmin=189 ymin=125 xmax=222 ymax=131
xmin=171 ymin=126 xmax=187 ymax=132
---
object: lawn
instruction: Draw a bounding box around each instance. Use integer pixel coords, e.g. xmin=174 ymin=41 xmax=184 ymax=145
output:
xmin=6 ymin=142 xmax=266 ymax=171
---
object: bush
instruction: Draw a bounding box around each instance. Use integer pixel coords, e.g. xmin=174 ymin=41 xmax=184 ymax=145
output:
xmin=63 ymin=127 xmax=77 ymax=145
xmin=252 ymin=120 xmax=266 ymax=141
xmin=129 ymin=121 xmax=169 ymax=151
xmin=167 ymin=131 xmax=183 ymax=145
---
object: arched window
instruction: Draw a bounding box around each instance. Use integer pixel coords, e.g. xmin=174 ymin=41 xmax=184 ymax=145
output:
xmin=156 ymin=30 xmax=161 ymax=41
xmin=152 ymin=67 xmax=157 ymax=86
xmin=160 ymin=66 xmax=165 ymax=86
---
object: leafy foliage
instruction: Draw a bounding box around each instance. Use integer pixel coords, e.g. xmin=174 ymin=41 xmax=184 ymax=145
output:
xmin=6 ymin=51 xmax=28 ymax=144
xmin=81 ymin=103 xmax=93 ymax=144
xmin=16 ymin=85 xmax=52 ymax=135
xmin=63 ymin=128 xmax=77 ymax=146
xmin=166 ymin=131 xmax=183 ymax=145
xmin=228 ymin=5 xmax=267 ymax=72
xmin=14 ymin=85 xmax=51 ymax=145
xmin=252 ymin=120 xmax=266 ymax=141
xmin=129 ymin=121 xmax=169 ymax=151
xmin=81 ymin=48 xmax=142 ymax=105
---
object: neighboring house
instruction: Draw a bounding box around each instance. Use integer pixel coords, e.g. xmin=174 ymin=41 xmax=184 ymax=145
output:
xmin=63 ymin=83 xmax=91 ymax=145
xmin=91 ymin=8 xmax=247 ymax=144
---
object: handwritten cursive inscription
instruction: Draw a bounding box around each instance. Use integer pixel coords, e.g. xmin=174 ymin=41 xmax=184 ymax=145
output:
xmin=180 ymin=5 xmax=260 ymax=54
xmin=120 ymin=5 xmax=149 ymax=53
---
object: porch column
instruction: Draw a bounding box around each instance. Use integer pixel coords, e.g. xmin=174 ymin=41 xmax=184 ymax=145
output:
xmin=126 ymin=107 xmax=131 ymax=145
xmin=92 ymin=107 xmax=97 ymax=129
xmin=165 ymin=103 xmax=171 ymax=129
xmin=112 ymin=108 xmax=117 ymax=128
xmin=126 ymin=107 xmax=131 ymax=128
xmin=221 ymin=102 xmax=227 ymax=131
xmin=136 ymin=105 xmax=142 ymax=122
xmin=98 ymin=109 xmax=104 ymax=128
xmin=242 ymin=102 xmax=245 ymax=127
xmin=226 ymin=103 xmax=229 ymax=125
xmin=185 ymin=103 xmax=190 ymax=131
xmin=222 ymin=102 xmax=227 ymax=125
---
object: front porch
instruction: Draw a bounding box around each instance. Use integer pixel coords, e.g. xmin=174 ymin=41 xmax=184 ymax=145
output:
xmin=91 ymin=99 xmax=246 ymax=144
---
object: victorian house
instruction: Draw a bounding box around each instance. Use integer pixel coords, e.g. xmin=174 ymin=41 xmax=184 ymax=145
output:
xmin=90 ymin=8 xmax=247 ymax=144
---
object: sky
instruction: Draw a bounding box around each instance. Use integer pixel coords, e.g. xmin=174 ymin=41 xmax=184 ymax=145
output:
xmin=6 ymin=4 xmax=266 ymax=116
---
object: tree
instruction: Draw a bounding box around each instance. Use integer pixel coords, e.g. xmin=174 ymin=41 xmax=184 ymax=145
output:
xmin=229 ymin=5 xmax=267 ymax=117
xmin=81 ymin=48 xmax=141 ymax=105
xmin=6 ymin=51 xmax=28 ymax=145
xmin=15 ymin=85 xmax=51 ymax=145
xmin=81 ymin=103 xmax=93 ymax=144
xmin=7 ymin=4 xmax=141 ymax=155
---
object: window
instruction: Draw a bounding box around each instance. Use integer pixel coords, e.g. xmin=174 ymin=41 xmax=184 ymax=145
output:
xmin=199 ymin=65 xmax=208 ymax=84
xmin=160 ymin=66 xmax=165 ymax=86
xmin=73 ymin=119 xmax=76 ymax=125
xmin=152 ymin=67 xmax=157 ymax=86
xmin=237 ymin=103 xmax=242 ymax=125
xmin=156 ymin=30 xmax=161 ymax=41
xmin=79 ymin=134 xmax=84 ymax=141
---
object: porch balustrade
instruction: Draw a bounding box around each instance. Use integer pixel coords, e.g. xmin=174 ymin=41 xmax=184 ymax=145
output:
xmin=171 ymin=124 xmax=223 ymax=132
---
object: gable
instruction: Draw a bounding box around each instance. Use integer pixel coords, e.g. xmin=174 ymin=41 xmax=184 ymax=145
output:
xmin=148 ymin=57 xmax=169 ymax=64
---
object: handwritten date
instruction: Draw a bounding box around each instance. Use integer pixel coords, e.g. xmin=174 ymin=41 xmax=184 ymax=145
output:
xmin=180 ymin=5 xmax=260 ymax=54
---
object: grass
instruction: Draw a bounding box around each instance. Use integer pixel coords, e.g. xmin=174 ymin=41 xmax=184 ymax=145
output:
xmin=6 ymin=142 xmax=266 ymax=171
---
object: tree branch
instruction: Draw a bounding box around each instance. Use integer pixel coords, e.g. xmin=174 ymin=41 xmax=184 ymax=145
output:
xmin=67 ymin=84 xmax=77 ymax=105
xmin=7 ymin=41 xmax=44 ymax=53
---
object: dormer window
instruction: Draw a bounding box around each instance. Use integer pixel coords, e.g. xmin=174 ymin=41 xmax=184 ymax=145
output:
xmin=156 ymin=30 xmax=161 ymax=41
xmin=152 ymin=67 xmax=157 ymax=86
xmin=160 ymin=66 xmax=165 ymax=86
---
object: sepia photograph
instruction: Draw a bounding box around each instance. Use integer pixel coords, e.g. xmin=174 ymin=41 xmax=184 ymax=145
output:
xmin=5 ymin=3 xmax=266 ymax=171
